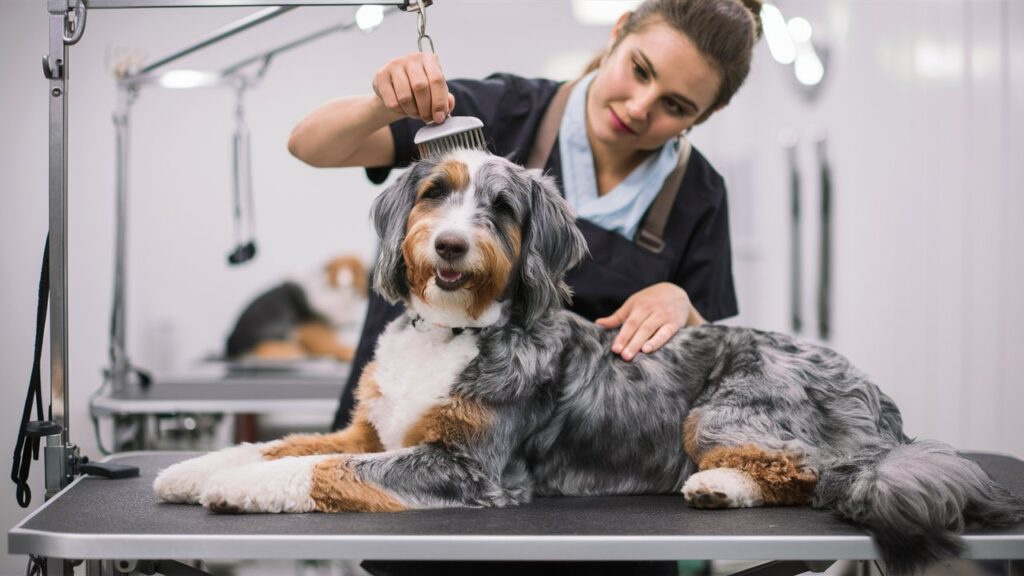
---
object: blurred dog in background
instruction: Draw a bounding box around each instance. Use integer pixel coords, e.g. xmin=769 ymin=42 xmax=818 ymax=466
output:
xmin=225 ymin=255 xmax=367 ymax=363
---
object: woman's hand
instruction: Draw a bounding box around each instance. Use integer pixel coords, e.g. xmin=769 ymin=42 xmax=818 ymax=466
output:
xmin=372 ymin=52 xmax=455 ymax=125
xmin=595 ymin=283 xmax=705 ymax=361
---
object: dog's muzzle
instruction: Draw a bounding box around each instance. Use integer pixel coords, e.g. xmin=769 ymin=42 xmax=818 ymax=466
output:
xmin=434 ymin=232 xmax=471 ymax=291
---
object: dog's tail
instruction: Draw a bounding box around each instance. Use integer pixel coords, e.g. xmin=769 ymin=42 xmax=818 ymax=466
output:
xmin=814 ymin=439 xmax=1024 ymax=574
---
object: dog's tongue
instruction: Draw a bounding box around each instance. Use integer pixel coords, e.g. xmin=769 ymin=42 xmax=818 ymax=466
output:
xmin=438 ymin=270 xmax=463 ymax=283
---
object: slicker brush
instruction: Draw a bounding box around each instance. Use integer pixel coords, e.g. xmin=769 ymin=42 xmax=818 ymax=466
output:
xmin=414 ymin=116 xmax=486 ymax=159
xmin=406 ymin=0 xmax=488 ymax=159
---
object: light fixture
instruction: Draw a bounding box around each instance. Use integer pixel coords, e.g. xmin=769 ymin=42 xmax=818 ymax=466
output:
xmin=760 ymin=3 xmax=796 ymax=64
xmin=355 ymin=5 xmax=385 ymax=31
xmin=787 ymin=17 xmax=813 ymax=44
xmin=794 ymin=49 xmax=825 ymax=86
xmin=156 ymin=69 xmax=222 ymax=89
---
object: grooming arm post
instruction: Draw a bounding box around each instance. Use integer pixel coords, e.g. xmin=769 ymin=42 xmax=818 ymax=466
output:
xmin=43 ymin=0 xmax=80 ymax=495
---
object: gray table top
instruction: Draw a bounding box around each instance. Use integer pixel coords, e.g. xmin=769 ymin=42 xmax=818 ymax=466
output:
xmin=9 ymin=452 xmax=1024 ymax=561
xmin=90 ymin=361 xmax=348 ymax=416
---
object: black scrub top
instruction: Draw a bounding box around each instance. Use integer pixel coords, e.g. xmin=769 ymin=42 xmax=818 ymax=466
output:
xmin=333 ymin=73 xmax=738 ymax=429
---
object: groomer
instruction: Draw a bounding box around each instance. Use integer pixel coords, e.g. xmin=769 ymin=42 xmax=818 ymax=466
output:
xmin=292 ymin=0 xmax=759 ymax=502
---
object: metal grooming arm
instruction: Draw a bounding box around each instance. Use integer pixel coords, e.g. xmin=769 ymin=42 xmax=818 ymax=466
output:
xmin=38 ymin=0 xmax=424 ymax=535
xmin=103 ymin=5 xmax=400 ymax=446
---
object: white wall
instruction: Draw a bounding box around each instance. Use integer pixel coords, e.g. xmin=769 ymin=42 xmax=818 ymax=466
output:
xmin=695 ymin=0 xmax=1024 ymax=456
xmin=1 ymin=0 xmax=1021 ymax=573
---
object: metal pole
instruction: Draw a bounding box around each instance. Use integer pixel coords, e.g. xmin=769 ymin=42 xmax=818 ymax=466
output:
xmin=136 ymin=5 xmax=298 ymax=76
xmin=46 ymin=0 xmax=70 ymax=448
xmin=110 ymin=85 xmax=133 ymax=395
xmin=86 ymin=0 xmax=408 ymax=8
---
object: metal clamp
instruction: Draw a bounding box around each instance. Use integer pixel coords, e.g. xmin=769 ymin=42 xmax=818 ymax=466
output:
xmin=49 ymin=0 xmax=88 ymax=45
xmin=414 ymin=0 xmax=434 ymax=53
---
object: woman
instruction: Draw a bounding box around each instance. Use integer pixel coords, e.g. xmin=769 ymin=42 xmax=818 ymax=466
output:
xmin=290 ymin=0 xmax=761 ymax=442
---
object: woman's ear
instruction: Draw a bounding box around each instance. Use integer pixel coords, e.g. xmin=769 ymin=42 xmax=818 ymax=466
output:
xmin=609 ymin=11 xmax=631 ymax=47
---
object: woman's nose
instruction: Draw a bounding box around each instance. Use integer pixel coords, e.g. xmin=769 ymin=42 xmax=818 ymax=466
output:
xmin=626 ymin=93 xmax=655 ymax=122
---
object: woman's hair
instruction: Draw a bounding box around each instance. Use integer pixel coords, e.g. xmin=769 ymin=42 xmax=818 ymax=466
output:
xmin=584 ymin=0 xmax=764 ymax=123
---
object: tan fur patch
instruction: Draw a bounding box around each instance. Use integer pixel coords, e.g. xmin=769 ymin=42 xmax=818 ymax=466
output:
xmin=310 ymin=456 xmax=406 ymax=512
xmin=324 ymin=255 xmax=368 ymax=297
xmin=262 ymin=363 xmax=384 ymax=459
xmin=416 ymin=160 xmax=470 ymax=199
xmin=402 ymin=210 xmax=441 ymax=300
xmin=696 ymin=444 xmax=818 ymax=506
xmin=464 ymin=230 xmax=517 ymax=319
xmin=402 ymin=395 xmax=492 ymax=447
xmin=683 ymin=412 xmax=702 ymax=459
xmin=295 ymin=321 xmax=354 ymax=362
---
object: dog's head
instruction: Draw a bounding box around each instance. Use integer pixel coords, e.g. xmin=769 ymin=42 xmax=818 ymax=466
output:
xmin=371 ymin=149 xmax=588 ymax=329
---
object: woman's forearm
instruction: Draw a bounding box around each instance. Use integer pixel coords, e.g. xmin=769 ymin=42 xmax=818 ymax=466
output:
xmin=287 ymin=94 xmax=402 ymax=168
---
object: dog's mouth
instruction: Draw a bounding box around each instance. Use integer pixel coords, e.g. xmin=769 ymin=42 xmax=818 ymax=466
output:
xmin=434 ymin=268 xmax=470 ymax=291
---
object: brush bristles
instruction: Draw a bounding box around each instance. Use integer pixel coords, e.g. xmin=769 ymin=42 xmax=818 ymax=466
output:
xmin=417 ymin=127 xmax=487 ymax=159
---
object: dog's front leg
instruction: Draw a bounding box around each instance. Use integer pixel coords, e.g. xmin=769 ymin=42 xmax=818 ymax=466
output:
xmin=154 ymin=363 xmax=385 ymax=504
xmin=200 ymin=444 xmax=504 ymax=513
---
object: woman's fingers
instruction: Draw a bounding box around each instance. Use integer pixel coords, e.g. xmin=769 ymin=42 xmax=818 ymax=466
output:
xmin=619 ymin=315 xmax=660 ymax=361
xmin=374 ymin=54 xmax=450 ymax=123
xmin=641 ymin=324 xmax=678 ymax=354
xmin=422 ymin=54 xmax=451 ymax=124
xmin=404 ymin=61 xmax=434 ymax=122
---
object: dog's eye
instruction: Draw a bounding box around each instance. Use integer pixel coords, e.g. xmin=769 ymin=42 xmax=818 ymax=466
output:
xmin=492 ymin=195 xmax=515 ymax=217
xmin=420 ymin=185 xmax=448 ymax=202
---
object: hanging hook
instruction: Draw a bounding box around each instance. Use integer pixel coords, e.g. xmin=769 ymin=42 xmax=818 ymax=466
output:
xmin=63 ymin=0 xmax=88 ymax=45
xmin=414 ymin=0 xmax=434 ymax=53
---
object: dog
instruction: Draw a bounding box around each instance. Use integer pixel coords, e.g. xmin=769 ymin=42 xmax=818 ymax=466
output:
xmin=155 ymin=149 xmax=1024 ymax=574
xmin=224 ymin=255 xmax=367 ymax=362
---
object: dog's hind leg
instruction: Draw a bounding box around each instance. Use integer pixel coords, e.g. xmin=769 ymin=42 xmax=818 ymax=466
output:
xmin=681 ymin=413 xmax=817 ymax=509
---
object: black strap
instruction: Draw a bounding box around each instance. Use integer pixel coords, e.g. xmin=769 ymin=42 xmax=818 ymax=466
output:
xmin=12 ymin=235 xmax=51 ymax=508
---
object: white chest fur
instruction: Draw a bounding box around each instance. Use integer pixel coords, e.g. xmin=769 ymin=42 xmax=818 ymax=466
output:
xmin=366 ymin=320 xmax=480 ymax=451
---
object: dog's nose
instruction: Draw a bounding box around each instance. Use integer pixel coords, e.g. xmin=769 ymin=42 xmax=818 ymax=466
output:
xmin=435 ymin=233 xmax=468 ymax=262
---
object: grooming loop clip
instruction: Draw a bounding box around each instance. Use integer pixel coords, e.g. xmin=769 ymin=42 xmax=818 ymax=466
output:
xmin=413 ymin=0 xmax=434 ymax=53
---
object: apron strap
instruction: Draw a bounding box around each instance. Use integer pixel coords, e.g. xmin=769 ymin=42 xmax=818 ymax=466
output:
xmin=635 ymin=138 xmax=691 ymax=253
xmin=526 ymin=80 xmax=692 ymax=254
xmin=526 ymin=80 xmax=575 ymax=171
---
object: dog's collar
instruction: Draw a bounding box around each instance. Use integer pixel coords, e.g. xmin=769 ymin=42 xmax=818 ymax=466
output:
xmin=410 ymin=315 xmax=483 ymax=337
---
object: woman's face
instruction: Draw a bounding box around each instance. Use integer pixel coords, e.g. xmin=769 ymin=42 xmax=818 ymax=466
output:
xmin=587 ymin=18 xmax=723 ymax=154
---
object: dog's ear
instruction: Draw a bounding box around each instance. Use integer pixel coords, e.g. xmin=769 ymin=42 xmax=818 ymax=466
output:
xmin=370 ymin=161 xmax=434 ymax=303
xmin=508 ymin=170 xmax=589 ymax=326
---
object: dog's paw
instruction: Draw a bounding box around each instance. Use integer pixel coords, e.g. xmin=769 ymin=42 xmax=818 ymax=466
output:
xmin=199 ymin=456 xmax=330 ymax=513
xmin=682 ymin=468 xmax=764 ymax=509
xmin=153 ymin=443 xmax=275 ymax=504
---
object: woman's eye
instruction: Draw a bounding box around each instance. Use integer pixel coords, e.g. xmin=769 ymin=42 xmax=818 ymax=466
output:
xmin=632 ymin=61 xmax=649 ymax=81
xmin=663 ymin=99 xmax=684 ymax=115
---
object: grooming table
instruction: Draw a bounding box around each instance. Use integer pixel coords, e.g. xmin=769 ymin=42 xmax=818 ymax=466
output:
xmin=10 ymin=452 xmax=1024 ymax=567
xmin=91 ymin=360 xmax=349 ymax=417
xmin=90 ymin=361 xmax=348 ymax=450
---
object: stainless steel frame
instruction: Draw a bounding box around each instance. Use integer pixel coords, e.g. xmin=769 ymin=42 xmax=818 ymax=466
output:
xmin=39 ymin=0 xmax=417 ymax=502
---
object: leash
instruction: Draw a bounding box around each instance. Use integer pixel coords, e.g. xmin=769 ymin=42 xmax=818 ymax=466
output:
xmin=11 ymin=235 xmax=52 ymax=508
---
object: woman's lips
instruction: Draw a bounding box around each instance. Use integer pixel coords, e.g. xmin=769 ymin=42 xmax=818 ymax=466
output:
xmin=609 ymin=109 xmax=637 ymax=135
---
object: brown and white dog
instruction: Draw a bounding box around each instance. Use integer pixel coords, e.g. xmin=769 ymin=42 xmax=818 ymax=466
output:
xmin=224 ymin=255 xmax=367 ymax=362
xmin=156 ymin=150 xmax=1023 ymax=574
